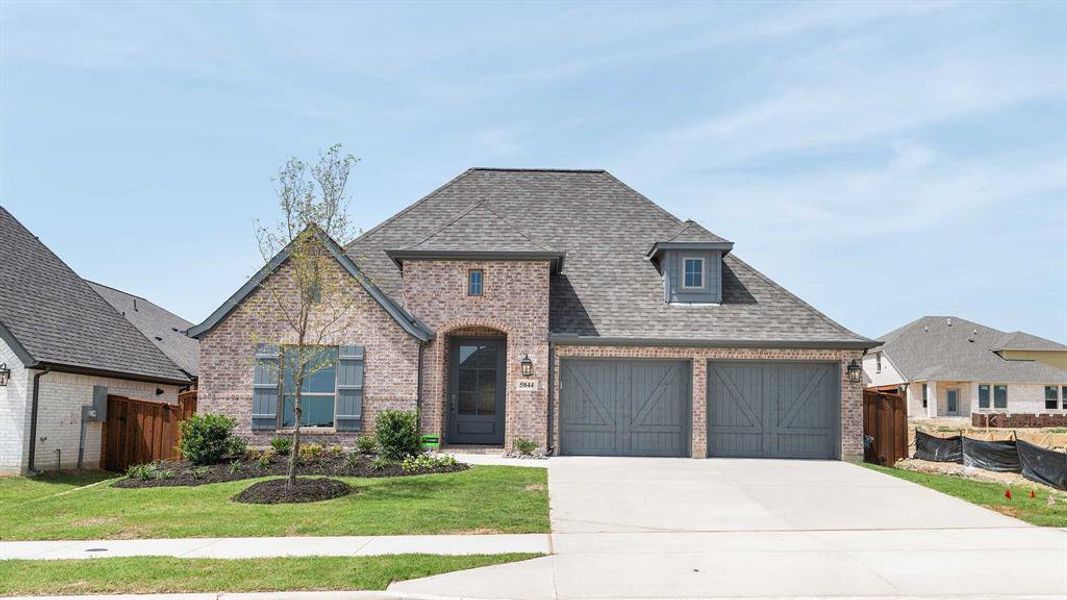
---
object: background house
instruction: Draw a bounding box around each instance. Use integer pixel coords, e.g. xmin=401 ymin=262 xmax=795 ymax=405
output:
xmin=0 ymin=207 xmax=195 ymax=474
xmin=863 ymin=316 xmax=1067 ymax=419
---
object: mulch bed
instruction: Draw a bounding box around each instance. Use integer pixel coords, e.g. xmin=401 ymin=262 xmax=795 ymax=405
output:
xmin=233 ymin=477 xmax=353 ymax=504
xmin=113 ymin=453 xmax=468 ymax=488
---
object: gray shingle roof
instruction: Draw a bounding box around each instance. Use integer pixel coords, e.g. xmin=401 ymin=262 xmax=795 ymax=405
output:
xmin=401 ymin=201 xmax=557 ymax=253
xmin=347 ymin=168 xmax=869 ymax=346
xmin=0 ymin=207 xmax=191 ymax=384
xmin=992 ymin=331 xmax=1067 ymax=352
xmin=664 ymin=219 xmax=730 ymax=243
xmin=87 ymin=281 xmax=199 ymax=378
xmin=875 ymin=316 xmax=1067 ymax=384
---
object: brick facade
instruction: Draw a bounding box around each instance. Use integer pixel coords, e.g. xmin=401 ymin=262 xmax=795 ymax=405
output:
xmin=197 ymin=257 xmax=421 ymax=446
xmin=553 ymin=344 xmax=865 ymax=460
xmin=402 ymin=259 xmax=551 ymax=452
xmin=197 ymin=254 xmax=864 ymax=460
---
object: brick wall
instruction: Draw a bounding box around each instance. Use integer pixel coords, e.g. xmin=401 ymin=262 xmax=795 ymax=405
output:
xmin=402 ymin=259 xmax=551 ymax=452
xmin=972 ymin=412 xmax=1067 ymax=428
xmin=0 ymin=338 xmax=30 ymax=474
xmin=553 ymin=344 xmax=865 ymax=460
xmin=2 ymin=337 xmax=185 ymax=474
xmin=197 ymin=256 xmax=421 ymax=446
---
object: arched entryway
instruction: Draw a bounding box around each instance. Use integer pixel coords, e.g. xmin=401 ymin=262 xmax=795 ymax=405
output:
xmin=445 ymin=327 xmax=507 ymax=445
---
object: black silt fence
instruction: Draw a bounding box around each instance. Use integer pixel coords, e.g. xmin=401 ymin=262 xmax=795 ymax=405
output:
xmin=914 ymin=431 xmax=963 ymax=463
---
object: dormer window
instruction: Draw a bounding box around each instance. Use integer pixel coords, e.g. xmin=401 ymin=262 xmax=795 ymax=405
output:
xmin=468 ymin=269 xmax=483 ymax=296
xmin=683 ymin=257 xmax=704 ymax=289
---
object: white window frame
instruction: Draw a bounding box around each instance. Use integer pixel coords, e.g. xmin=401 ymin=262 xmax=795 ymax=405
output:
xmin=682 ymin=256 xmax=705 ymax=289
xmin=875 ymin=352 xmax=882 ymax=374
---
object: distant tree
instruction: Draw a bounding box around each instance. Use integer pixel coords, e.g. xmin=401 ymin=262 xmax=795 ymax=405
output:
xmin=256 ymin=144 xmax=357 ymax=486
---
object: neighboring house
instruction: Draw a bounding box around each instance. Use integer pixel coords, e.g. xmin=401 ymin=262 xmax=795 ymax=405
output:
xmin=190 ymin=168 xmax=873 ymax=460
xmin=863 ymin=316 xmax=1067 ymax=419
xmin=0 ymin=207 xmax=194 ymax=474
xmin=88 ymin=281 xmax=199 ymax=381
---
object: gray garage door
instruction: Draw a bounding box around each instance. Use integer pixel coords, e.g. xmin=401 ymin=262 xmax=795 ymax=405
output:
xmin=559 ymin=359 xmax=690 ymax=457
xmin=707 ymin=361 xmax=839 ymax=459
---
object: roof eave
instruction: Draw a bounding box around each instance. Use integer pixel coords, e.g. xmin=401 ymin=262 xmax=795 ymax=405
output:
xmin=36 ymin=361 xmax=192 ymax=387
xmin=646 ymin=241 xmax=735 ymax=260
xmin=550 ymin=334 xmax=876 ymax=350
xmin=0 ymin=318 xmax=37 ymax=366
xmin=385 ymin=250 xmax=565 ymax=273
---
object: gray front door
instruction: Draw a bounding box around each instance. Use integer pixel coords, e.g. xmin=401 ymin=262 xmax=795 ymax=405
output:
xmin=448 ymin=337 xmax=506 ymax=445
xmin=559 ymin=359 xmax=690 ymax=457
xmin=707 ymin=361 xmax=839 ymax=459
xmin=947 ymin=388 xmax=960 ymax=415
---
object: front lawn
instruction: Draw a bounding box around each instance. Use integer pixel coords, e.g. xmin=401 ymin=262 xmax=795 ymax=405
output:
xmin=0 ymin=465 xmax=548 ymax=540
xmin=863 ymin=463 xmax=1067 ymax=527
xmin=0 ymin=554 xmax=540 ymax=595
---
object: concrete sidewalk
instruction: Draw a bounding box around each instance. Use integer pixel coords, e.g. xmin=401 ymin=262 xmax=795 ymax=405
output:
xmin=0 ymin=534 xmax=549 ymax=561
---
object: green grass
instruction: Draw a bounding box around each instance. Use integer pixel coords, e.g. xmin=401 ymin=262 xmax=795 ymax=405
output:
xmin=0 ymin=471 xmax=115 ymax=506
xmin=863 ymin=463 xmax=1067 ymax=527
xmin=0 ymin=466 xmax=548 ymax=540
xmin=0 ymin=554 xmax=541 ymax=595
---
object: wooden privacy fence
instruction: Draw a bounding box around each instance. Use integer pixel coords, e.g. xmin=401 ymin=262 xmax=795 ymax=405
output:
xmin=863 ymin=389 xmax=908 ymax=466
xmin=101 ymin=391 xmax=197 ymax=473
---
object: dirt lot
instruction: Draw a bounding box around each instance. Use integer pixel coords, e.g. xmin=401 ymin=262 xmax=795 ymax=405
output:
xmin=908 ymin=418 xmax=1067 ymax=452
xmin=895 ymin=457 xmax=1067 ymax=496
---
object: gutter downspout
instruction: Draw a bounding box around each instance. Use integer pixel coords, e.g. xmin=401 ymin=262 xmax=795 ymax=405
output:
xmin=546 ymin=340 xmax=555 ymax=455
xmin=28 ymin=367 xmax=51 ymax=474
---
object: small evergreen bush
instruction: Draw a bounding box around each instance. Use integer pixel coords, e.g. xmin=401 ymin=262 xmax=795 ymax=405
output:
xmin=375 ymin=409 xmax=421 ymax=460
xmin=179 ymin=414 xmax=241 ymax=466
xmin=269 ymin=436 xmax=293 ymax=456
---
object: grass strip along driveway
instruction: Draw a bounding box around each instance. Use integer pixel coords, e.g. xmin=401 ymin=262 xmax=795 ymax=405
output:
xmin=0 ymin=554 xmax=540 ymax=596
xmin=0 ymin=465 xmax=548 ymax=540
xmin=863 ymin=464 xmax=1067 ymax=527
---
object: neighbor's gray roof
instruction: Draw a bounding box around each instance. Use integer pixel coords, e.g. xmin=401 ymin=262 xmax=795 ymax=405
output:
xmin=87 ymin=281 xmax=200 ymax=378
xmin=992 ymin=331 xmax=1067 ymax=352
xmin=347 ymin=168 xmax=870 ymax=346
xmin=0 ymin=207 xmax=191 ymax=384
xmin=874 ymin=316 xmax=1067 ymax=384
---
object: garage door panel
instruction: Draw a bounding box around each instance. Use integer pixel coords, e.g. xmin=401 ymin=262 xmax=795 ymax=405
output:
xmin=708 ymin=361 xmax=838 ymax=459
xmin=561 ymin=360 xmax=689 ymax=457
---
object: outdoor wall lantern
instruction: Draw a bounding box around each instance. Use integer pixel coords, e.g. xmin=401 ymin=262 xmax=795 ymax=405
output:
xmin=846 ymin=359 xmax=862 ymax=384
xmin=0 ymin=363 xmax=9 ymax=386
xmin=520 ymin=354 xmax=534 ymax=377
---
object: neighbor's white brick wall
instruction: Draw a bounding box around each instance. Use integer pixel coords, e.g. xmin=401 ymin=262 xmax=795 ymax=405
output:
xmin=862 ymin=351 xmax=904 ymax=388
xmin=31 ymin=372 xmax=182 ymax=472
xmin=0 ymin=339 xmax=30 ymax=475
xmin=970 ymin=382 xmax=1064 ymax=414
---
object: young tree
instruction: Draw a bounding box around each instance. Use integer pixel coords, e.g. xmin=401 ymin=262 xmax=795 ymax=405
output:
xmin=256 ymin=144 xmax=357 ymax=486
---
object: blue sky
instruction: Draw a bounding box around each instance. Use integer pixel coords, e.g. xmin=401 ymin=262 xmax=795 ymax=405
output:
xmin=1 ymin=1 xmax=1064 ymax=342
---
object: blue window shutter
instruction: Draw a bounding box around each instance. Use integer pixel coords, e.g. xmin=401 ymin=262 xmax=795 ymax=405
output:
xmin=252 ymin=344 xmax=279 ymax=430
xmin=336 ymin=345 xmax=364 ymax=431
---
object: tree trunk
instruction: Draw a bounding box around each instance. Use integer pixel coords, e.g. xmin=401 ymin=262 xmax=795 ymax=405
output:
xmin=287 ymin=388 xmax=302 ymax=487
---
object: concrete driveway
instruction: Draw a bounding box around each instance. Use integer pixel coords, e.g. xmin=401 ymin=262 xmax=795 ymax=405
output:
xmin=391 ymin=458 xmax=1067 ymax=599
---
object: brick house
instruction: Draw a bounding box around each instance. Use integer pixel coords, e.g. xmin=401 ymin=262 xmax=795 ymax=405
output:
xmin=190 ymin=169 xmax=873 ymax=460
xmin=0 ymin=207 xmax=196 ymax=474
xmin=864 ymin=316 xmax=1067 ymax=420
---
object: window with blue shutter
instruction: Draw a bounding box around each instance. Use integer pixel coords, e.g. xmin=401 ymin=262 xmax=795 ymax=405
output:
xmin=252 ymin=344 xmax=280 ymax=430
xmin=336 ymin=345 xmax=365 ymax=431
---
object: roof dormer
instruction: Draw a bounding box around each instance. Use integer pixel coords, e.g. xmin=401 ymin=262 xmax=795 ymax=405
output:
xmin=647 ymin=220 xmax=733 ymax=305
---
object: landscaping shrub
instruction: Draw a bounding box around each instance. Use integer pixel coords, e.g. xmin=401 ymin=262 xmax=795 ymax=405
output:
xmin=179 ymin=413 xmax=241 ymax=466
xmin=402 ymin=453 xmax=458 ymax=472
xmin=270 ymin=436 xmax=293 ymax=456
xmin=371 ymin=455 xmax=391 ymax=471
xmin=127 ymin=463 xmax=157 ymax=481
xmin=299 ymin=442 xmax=324 ymax=460
xmin=375 ymin=410 xmax=421 ymax=459
xmin=356 ymin=435 xmax=377 ymax=454
xmin=514 ymin=438 xmax=538 ymax=456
